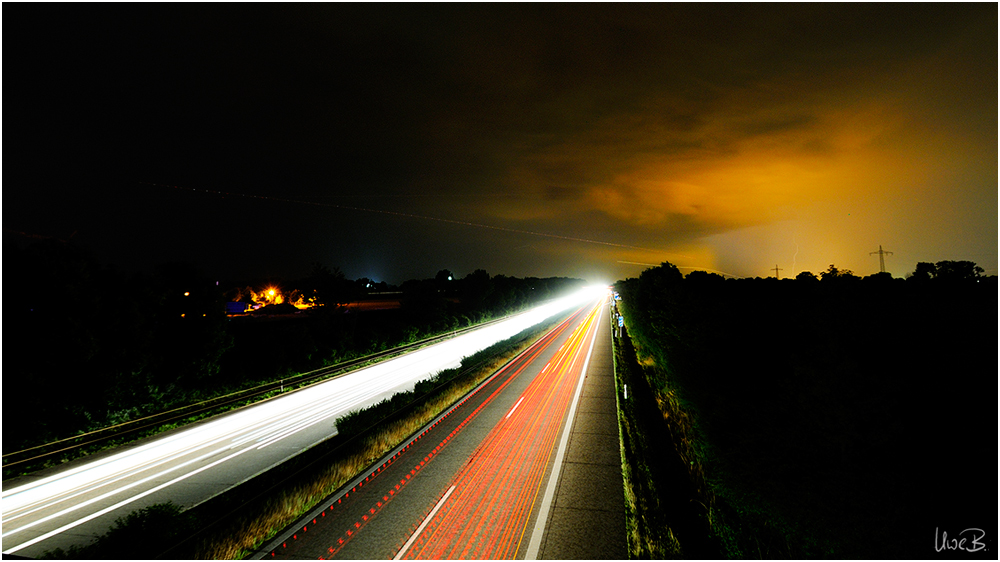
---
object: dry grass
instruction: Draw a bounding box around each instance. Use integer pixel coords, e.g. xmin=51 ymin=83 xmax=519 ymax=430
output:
xmin=191 ymin=338 xmax=541 ymax=559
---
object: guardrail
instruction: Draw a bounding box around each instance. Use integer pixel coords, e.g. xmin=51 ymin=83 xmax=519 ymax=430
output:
xmin=2 ymin=315 xmax=514 ymax=475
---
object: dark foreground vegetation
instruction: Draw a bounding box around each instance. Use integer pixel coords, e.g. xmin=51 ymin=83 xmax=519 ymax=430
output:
xmin=616 ymin=261 xmax=996 ymax=558
xmin=614 ymin=320 xmax=717 ymax=559
xmin=4 ymin=238 xmax=583 ymax=476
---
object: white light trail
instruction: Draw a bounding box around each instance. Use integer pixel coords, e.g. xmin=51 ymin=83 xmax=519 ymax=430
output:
xmin=1 ymin=286 xmax=606 ymax=555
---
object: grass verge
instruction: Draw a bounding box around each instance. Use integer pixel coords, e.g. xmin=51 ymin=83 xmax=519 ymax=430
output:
xmin=611 ymin=317 xmax=717 ymax=559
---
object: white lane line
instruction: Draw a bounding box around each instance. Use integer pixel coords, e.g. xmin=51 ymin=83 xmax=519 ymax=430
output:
xmin=523 ymin=302 xmax=602 ymax=559
xmin=393 ymin=485 xmax=456 ymax=560
xmin=505 ymin=396 xmax=526 ymax=420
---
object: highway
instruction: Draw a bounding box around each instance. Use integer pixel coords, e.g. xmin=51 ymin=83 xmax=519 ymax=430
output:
xmin=258 ymin=294 xmax=607 ymax=560
xmin=1 ymin=287 xmax=604 ymax=558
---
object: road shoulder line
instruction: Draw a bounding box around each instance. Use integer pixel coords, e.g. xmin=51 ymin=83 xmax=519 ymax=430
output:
xmin=523 ymin=302 xmax=603 ymax=559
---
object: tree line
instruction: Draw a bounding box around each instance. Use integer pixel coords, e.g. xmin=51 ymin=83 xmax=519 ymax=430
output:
xmin=615 ymin=261 xmax=995 ymax=558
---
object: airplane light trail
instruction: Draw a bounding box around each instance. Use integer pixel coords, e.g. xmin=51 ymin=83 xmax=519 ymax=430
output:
xmin=147 ymin=182 xmax=680 ymax=255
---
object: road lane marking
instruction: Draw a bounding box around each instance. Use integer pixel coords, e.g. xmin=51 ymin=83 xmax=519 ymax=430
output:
xmin=404 ymin=301 xmax=603 ymax=559
xmin=394 ymin=485 xmax=456 ymax=560
xmin=505 ymin=397 xmax=525 ymax=420
xmin=523 ymin=301 xmax=603 ymax=559
xmin=255 ymin=312 xmax=581 ymax=559
xmin=6 ymin=290 xmax=604 ymax=556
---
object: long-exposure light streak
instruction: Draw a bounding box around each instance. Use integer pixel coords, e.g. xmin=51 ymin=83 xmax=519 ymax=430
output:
xmin=1 ymin=287 xmax=605 ymax=556
xmin=287 ymin=311 xmax=583 ymax=560
xmin=523 ymin=299 xmax=601 ymax=558
xmin=398 ymin=299 xmax=603 ymax=560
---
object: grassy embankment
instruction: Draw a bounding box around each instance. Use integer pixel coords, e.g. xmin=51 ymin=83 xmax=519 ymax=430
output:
xmin=42 ymin=313 xmax=567 ymax=560
xmin=615 ymin=264 xmax=995 ymax=559
xmin=612 ymin=303 xmax=717 ymax=558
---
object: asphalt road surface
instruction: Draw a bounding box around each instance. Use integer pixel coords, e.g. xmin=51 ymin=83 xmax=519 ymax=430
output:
xmin=258 ymin=296 xmax=611 ymax=560
xmin=1 ymin=288 xmax=603 ymax=558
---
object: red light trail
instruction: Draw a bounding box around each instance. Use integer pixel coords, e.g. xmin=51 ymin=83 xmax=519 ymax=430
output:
xmin=397 ymin=302 xmax=603 ymax=559
xmin=275 ymin=309 xmax=584 ymax=560
xmin=263 ymin=296 xmax=606 ymax=560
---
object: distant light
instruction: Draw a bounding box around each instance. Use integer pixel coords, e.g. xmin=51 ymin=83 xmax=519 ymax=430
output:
xmin=184 ymin=292 xmax=190 ymax=297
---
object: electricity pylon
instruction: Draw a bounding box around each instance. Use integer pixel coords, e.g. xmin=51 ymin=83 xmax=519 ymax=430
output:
xmin=870 ymin=245 xmax=893 ymax=273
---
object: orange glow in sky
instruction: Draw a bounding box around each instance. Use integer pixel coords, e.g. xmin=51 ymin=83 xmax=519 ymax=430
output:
xmin=7 ymin=5 xmax=995 ymax=283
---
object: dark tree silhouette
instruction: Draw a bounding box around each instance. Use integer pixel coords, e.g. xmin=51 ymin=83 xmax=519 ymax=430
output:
xmin=614 ymin=259 xmax=995 ymax=559
xmin=908 ymin=261 xmax=937 ymax=282
xmin=306 ymin=262 xmax=356 ymax=306
xmin=820 ymin=264 xmax=858 ymax=281
xmin=932 ymin=260 xmax=984 ymax=281
xmin=908 ymin=260 xmax=984 ymax=282
xmin=795 ymin=270 xmax=819 ymax=282
xmin=684 ymin=270 xmax=726 ymax=285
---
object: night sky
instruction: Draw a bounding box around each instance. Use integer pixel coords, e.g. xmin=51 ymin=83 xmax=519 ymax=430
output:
xmin=6 ymin=4 xmax=996 ymax=285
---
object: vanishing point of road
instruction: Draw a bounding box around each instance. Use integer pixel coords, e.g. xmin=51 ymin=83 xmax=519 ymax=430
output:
xmin=3 ymin=288 xmax=625 ymax=559
xmin=257 ymin=295 xmax=625 ymax=559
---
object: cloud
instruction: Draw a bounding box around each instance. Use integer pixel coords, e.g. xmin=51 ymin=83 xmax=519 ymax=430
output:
xmin=7 ymin=4 xmax=994 ymax=283
xmin=404 ymin=5 xmax=993 ymax=279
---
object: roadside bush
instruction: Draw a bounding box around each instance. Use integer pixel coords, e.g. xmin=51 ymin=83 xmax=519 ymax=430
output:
xmin=42 ymin=502 xmax=195 ymax=560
